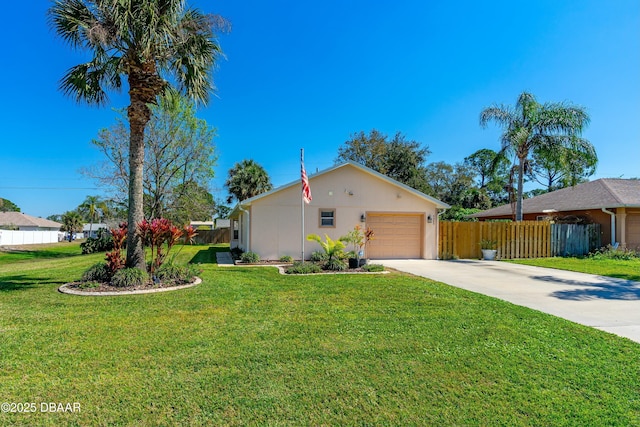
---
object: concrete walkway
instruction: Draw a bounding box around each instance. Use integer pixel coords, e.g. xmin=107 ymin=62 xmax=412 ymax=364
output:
xmin=215 ymin=251 xmax=234 ymax=266
xmin=379 ymin=259 xmax=640 ymax=344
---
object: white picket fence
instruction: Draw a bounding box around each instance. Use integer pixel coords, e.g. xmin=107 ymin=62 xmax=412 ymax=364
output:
xmin=0 ymin=230 xmax=62 ymax=246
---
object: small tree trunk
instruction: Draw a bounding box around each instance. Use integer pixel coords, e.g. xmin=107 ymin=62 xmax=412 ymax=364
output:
xmin=516 ymin=157 xmax=525 ymax=221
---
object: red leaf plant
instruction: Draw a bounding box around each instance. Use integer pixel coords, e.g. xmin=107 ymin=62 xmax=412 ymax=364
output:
xmin=105 ymin=223 xmax=127 ymax=275
xmin=137 ymin=218 xmax=196 ymax=276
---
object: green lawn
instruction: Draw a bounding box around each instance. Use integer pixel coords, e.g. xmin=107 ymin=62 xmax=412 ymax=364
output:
xmin=507 ymin=257 xmax=640 ymax=282
xmin=0 ymin=241 xmax=85 ymax=266
xmin=0 ymin=243 xmax=638 ymax=426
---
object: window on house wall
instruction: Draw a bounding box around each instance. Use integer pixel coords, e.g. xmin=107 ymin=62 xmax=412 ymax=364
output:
xmin=319 ymin=209 xmax=336 ymax=228
xmin=233 ymin=219 xmax=239 ymax=240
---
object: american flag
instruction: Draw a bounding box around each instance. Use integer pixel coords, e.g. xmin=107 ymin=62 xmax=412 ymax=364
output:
xmin=301 ymin=153 xmax=312 ymax=204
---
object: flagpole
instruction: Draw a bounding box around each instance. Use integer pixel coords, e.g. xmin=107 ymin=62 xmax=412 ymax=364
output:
xmin=301 ymin=148 xmax=305 ymax=261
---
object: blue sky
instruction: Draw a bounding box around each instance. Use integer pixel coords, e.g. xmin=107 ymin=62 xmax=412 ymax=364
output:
xmin=1 ymin=0 xmax=638 ymax=218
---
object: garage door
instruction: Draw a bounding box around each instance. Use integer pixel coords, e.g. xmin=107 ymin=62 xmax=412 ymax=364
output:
xmin=627 ymin=214 xmax=640 ymax=251
xmin=366 ymin=213 xmax=423 ymax=259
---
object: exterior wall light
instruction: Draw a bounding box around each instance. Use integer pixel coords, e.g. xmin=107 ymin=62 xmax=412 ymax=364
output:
xmin=427 ymin=214 xmax=433 ymax=223
xmin=360 ymin=214 xmax=366 ymax=222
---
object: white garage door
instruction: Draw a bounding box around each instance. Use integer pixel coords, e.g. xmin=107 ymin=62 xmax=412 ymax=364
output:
xmin=366 ymin=213 xmax=423 ymax=259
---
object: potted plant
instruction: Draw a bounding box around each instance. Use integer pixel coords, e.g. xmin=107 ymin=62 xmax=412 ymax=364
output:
xmin=480 ymin=239 xmax=498 ymax=260
xmin=340 ymin=225 xmax=374 ymax=268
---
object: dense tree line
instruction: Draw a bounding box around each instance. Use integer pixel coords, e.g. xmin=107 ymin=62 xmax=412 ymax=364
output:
xmin=336 ymin=94 xmax=597 ymax=221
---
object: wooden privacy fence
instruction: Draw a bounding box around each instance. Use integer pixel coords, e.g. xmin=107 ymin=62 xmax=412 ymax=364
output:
xmin=192 ymin=228 xmax=230 ymax=245
xmin=551 ymin=223 xmax=601 ymax=256
xmin=439 ymin=221 xmax=550 ymax=260
xmin=439 ymin=221 xmax=602 ymax=259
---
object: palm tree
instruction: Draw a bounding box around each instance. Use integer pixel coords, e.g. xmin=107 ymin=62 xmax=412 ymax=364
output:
xmin=61 ymin=211 xmax=84 ymax=242
xmin=480 ymin=92 xmax=596 ymax=220
xmin=79 ymin=196 xmax=109 ymax=238
xmin=225 ymin=160 xmax=273 ymax=204
xmin=49 ymin=0 xmax=226 ymax=270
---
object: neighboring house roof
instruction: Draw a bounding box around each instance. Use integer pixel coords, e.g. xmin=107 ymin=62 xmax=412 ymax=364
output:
xmin=229 ymin=161 xmax=450 ymax=216
xmin=82 ymin=223 xmax=108 ymax=232
xmin=471 ymin=178 xmax=640 ymax=218
xmin=0 ymin=212 xmax=62 ymax=228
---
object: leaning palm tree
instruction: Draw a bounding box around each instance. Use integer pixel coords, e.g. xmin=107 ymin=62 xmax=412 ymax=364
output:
xmin=480 ymin=92 xmax=596 ymax=221
xmin=49 ymin=0 xmax=226 ymax=270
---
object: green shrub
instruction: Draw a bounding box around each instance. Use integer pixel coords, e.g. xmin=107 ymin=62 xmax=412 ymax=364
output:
xmin=155 ymin=263 xmax=201 ymax=284
xmin=240 ymin=251 xmax=260 ymax=263
xmin=80 ymin=229 xmax=114 ymax=254
xmin=81 ymin=262 xmax=112 ymax=282
xmin=279 ymin=255 xmax=294 ymax=263
xmin=362 ymin=263 xmax=385 ymax=272
xmin=230 ymin=247 xmax=244 ymax=260
xmin=324 ymin=258 xmax=347 ymax=271
xmin=590 ymin=245 xmax=639 ymax=260
xmin=286 ymin=261 xmax=322 ymax=274
xmin=110 ymin=268 xmax=149 ymax=288
xmin=306 ymin=233 xmax=346 ymax=262
xmin=310 ymin=251 xmax=328 ymax=262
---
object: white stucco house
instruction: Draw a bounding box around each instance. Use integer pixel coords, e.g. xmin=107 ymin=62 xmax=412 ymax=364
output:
xmin=0 ymin=212 xmax=62 ymax=231
xmin=82 ymin=223 xmax=109 ymax=239
xmin=229 ymin=162 xmax=449 ymax=260
xmin=0 ymin=212 xmax=63 ymax=245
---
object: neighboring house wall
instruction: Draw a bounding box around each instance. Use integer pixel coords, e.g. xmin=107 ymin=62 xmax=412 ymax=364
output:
xmin=82 ymin=224 xmax=109 ymax=239
xmin=621 ymin=208 xmax=640 ymax=250
xmin=233 ymin=165 xmax=441 ymax=260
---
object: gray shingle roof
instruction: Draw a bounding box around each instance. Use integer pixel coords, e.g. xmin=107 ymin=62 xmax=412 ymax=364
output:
xmin=0 ymin=212 xmax=62 ymax=228
xmin=472 ymin=179 xmax=640 ymax=218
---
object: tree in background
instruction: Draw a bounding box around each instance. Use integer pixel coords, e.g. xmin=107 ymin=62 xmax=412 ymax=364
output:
xmin=47 ymin=214 xmax=63 ymax=223
xmin=50 ymin=0 xmax=227 ymax=270
xmin=463 ymin=148 xmax=511 ymax=206
xmin=528 ymin=142 xmax=597 ymax=192
xmin=81 ymin=93 xmax=217 ymax=220
xmin=61 ymin=211 xmax=84 ymax=242
xmin=0 ymin=198 xmax=20 ymax=212
xmin=336 ymin=129 xmax=431 ymax=192
xmin=480 ymin=92 xmax=595 ymax=220
xmin=423 ymin=162 xmax=480 ymax=208
xmin=225 ymin=160 xmax=273 ymax=204
xmin=78 ymin=195 xmax=110 ymax=237
xmin=167 ymin=181 xmax=214 ymax=225
xmin=213 ymin=198 xmax=232 ymax=219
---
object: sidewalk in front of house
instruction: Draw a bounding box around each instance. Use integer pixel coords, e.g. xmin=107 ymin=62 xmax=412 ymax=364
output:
xmin=379 ymin=259 xmax=640 ymax=344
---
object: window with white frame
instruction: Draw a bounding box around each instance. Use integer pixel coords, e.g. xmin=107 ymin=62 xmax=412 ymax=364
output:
xmin=233 ymin=219 xmax=239 ymax=240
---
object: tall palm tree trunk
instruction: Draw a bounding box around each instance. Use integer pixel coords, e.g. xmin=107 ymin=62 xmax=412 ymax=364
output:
xmin=516 ymin=157 xmax=525 ymax=221
xmin=126 ymin=99 xmax=149 ymax=269
xmin=126 ymin=69 xmax=158 ymax=269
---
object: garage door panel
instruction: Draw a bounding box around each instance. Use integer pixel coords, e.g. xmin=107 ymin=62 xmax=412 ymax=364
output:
xmin=367 ymin=213 xmax=423 ymax=259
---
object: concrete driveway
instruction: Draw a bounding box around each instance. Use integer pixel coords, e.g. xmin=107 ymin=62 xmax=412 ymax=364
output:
xmin=379 ymin=259 xmax=640 ymax=344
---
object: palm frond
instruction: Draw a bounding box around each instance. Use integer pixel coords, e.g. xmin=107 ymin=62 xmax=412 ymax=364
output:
xmin=60 ymin=54 xmax=123 ymax=105
xmin=479 ymin=105 xmax=514 ymax=128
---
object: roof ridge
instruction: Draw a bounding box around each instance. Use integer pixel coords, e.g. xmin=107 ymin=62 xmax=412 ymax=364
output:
xmin=598 ymin=178 xmax=625 ymax=205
